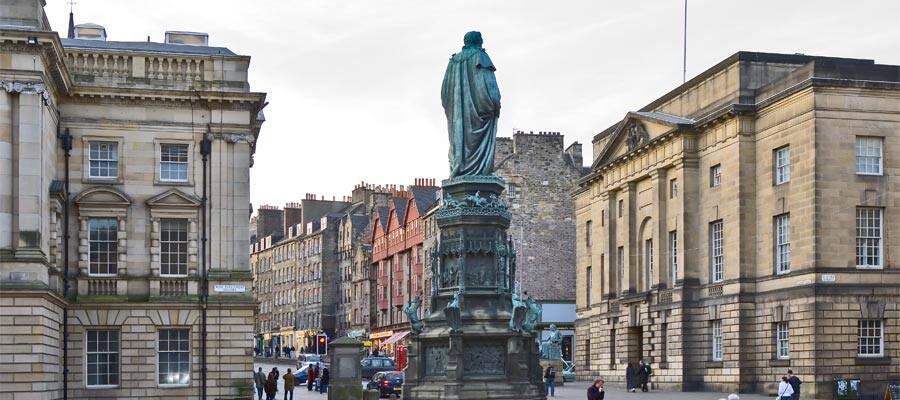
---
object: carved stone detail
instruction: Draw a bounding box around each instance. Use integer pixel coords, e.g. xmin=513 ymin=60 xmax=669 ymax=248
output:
xmin=625 ymin=120 xmax=650 ymax=151
xmin=463 ymin=343 xmax=505 ymax=375
xmin=424 ymin=345 xmax=449 ymax=376
xmin=0 ymin=80 xmax=51 ymax=105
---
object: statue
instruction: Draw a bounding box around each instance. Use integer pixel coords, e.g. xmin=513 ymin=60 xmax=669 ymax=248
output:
xmin=444 ymin=289 xmax=462 ymax=333
xmin=540 ymin=324 xmax=563 ymax=360
xmin=405 ymin=294 xmax=424 ymax=334
xmin=523 ymin=293 xmax=541 ymax=333
xmin=441 ymin=31 xmax=501 ymax=178
xmin=509 ymin=284 xmax=526 ymax=332
xmin=464 ymin=191 xmax=488 ymax=207
xmin=625 ymin=120 xmax=649 ymax=151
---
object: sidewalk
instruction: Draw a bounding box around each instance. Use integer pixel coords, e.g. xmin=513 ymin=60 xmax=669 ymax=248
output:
xmin=254 ymin=355 xmax=297 ymax=365
xmin=547 ymin=383 xmax=771 ymax=400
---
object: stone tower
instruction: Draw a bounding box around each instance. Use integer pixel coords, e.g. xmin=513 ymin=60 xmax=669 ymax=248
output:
xmin=402 ymin=175 xmax=545 ymax=400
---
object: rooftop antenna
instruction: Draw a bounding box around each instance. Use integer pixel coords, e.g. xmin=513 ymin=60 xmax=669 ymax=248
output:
xmin=682 ymin=0 xmax=688 ymax=83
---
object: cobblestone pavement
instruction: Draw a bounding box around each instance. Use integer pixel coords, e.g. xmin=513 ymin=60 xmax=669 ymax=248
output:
xmin=253 ymin=361 xmax=773 ymax=400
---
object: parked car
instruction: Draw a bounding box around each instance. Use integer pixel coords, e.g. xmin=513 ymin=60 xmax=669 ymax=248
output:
xmin=366 ymin=371 xmax=404 ymax=398
xmin=361 ymin=356 xmax=396 ymax=379
xmin=293 ymin=364 xmax=311 ymax=383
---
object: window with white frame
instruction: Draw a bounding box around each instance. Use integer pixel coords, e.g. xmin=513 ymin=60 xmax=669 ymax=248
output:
xmin=710 ymin=220 xmax=724 ymax=282
xmin=158 ymin=328 xmax=191 ymax=385
xmin=774 ymin=146 xmax=791 ymax=184
xmin=88 ymin=218 xmax=118 ymax=276
xmin=857 ymin=319 xmax=883 ymax=357
xmin=669 ymin=178 xmax=678 ymax=198
xmin=712 ymin=319 xmax=723 ymax=361
xmin=669 ymin=230 xmax=678 ymax=284
xmin=160 ymin=219 xmax=189 ymax=276
xmin=86 ymin=329 xmax=120 ymax=387
xmin=617 ymin=246 xmax=625 ymax=293
xmin=89 ymin=142 xmax=118 ymax=179
xmin=645 ymin=238 xmax=654 ymax=289
xmin=710 ymin=164 xmax=722 ymax=187
xmin=856 ymin=136 xmax=883 ymax=175
xmin=776 ymin=322 xmax=790 ymax=359
xmin=856 ymin=207 xmax=883 ymax=268
xmin=160 ymin=143 xmax=189 ymax=182
xmin=775 ymin=214 xmax=791 ymax=274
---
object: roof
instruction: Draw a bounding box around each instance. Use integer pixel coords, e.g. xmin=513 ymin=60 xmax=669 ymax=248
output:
xmin=61 ymin=38 xmax=237 ymax=56
xmin=392 ymin=197 xmax=408 ymax=225
xmin=375 ymin=207 xmax=389 ymax=231
xmin=410 ymin=186 xmax=440 ymax=214
xmin=631 ymin=111 xmax=695 ymax=126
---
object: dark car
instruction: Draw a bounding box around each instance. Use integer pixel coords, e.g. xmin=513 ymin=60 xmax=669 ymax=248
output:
xmin=361 ymin=356 xmax=395 ymax=379
xmin=366 ymin=371 xmax=403 ymax=398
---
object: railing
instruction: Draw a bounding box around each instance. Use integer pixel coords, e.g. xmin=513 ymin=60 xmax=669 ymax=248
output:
xmin=708 ymin=284 xmax=724 ymax=297
xmin=66 ymin=52 xmax=132 ymax=81
xmin=160 ymin=279 xmax=189 ymax=297
xmin=659 ymin=290 xmax=673 ymax=304
xmin=87 ymin=278 xmax=117 ymax=296
xmin=64 ymin=51 xmax=208 ymax=88
xmin=145 ymin=56 xmax=205 ymax=82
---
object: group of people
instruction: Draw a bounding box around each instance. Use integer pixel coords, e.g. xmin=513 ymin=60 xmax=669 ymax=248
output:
xmin=581 ymin=367 xmax=802 ymax=400
xmin=253 ymin=363 xmax=330 ymax=400
xmin=624 ymin=360 xmax=653 ymax=392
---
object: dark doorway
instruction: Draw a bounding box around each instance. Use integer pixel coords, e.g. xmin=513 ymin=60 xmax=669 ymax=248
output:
xmin=626 ymin=326 xmax=644 ymax=364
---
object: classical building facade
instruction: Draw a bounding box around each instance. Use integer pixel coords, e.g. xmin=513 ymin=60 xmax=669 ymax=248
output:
xmin=574 ymin=52 xmax=900 ymax=398
xmin=0 ymin=2 xmax=266 ymax=399
xmin=494 ymin=131 xmax=586 ymax=361
xmin=370 ymin=180 xmax=439 ymax=354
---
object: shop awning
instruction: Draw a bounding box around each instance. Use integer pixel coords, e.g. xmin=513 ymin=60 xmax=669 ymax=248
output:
xmin=382 ymin=330 xmax=410 ymax=346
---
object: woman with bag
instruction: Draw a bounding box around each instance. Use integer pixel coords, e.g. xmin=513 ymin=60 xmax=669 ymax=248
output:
xmin=777 ymin=375 xmax=795 ymax=400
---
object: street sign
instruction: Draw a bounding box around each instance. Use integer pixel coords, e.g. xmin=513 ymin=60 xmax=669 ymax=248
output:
xmin=213 ymin=284 xmax=246 ymax=293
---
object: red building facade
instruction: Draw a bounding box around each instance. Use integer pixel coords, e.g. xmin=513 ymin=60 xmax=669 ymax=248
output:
xmin=370 ymin=179 xmax=439 ymax=354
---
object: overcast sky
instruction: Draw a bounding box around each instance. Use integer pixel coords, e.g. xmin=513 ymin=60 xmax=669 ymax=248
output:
xmin=46 ymin=0 xmax=900 ymax=208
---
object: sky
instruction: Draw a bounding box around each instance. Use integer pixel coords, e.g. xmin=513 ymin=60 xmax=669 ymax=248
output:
xmin=46 ymin=0 xmax=900 ymax=209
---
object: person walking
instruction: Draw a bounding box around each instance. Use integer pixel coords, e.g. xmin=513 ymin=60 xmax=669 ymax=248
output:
xmin=282 ymin=368 xmax=295 ymax=400
xmin=254 ymin=367 xmax=266 ymax=400
xmin=777 ymin=376 xmax=795 ymax=400
xmin=787 ymin=369 xmax=801 ymax=400
xmin=587 ymin=378 xmax=605 ymax=400
xmin=638 ymin=360 xmax=652 ymax=392
xmin=543 ymin=365 xmax=556 ymax=397
xmin=318 ymin=366 xmax=330 ymax=394
xmin=625 ymin=362 xmax=636 ymax=392
xmin=307 ymin=362 xmax=318 ymax=391
xmin=264 ymin=369 xmax=278 ymax=400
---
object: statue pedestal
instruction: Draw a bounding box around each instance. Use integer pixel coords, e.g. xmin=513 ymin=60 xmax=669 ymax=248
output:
xmin=539 ymin=359 xmax=565 ymax=386
xmin=402 ymin=175 xmax=544 ymax=400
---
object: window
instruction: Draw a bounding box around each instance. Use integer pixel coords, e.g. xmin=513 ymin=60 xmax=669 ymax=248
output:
xmin=645 ymin=239 xmax=654 ymax=289
xmin=584 ymin=339 xmax=591 ymax=367
xmin=669 ymin=230 xmax=678 ymax=284
xmin=86 ymin=329 xmax=119 ymax=387
xmin=160 ymin=219 xmax=189 ymax=276
xmin=858 ymin=319 xmax=884 ymax=357
xmin=600 ymin=254 xmax=605 ymax=297
xmin=711 ymin=320 xmax=723 ymax=361
xmin=774 ymin=146 xmax=791 ymax=184
xmin=609 ymin=328 xmax=616 ymax=365
xmin=585 ymin=220 xmax=593 ymax=247
xmin=776 ymin=322 xmax=790 ymax=359
xmin=618 ymin=200 xmax=624 ymax=218
xmin=158 ymin=328 xmax=190 ymax=385
xmin=507 ymin=183 xmax=519 ymax=199
xmin=617 ymin=246 xmax=625 ymax=293
xmin=88 ymin=218 xmax=118 ymax=276
xmin=585 ymin=266 xmax=592 ymax=305
xmin=710 ymin=164 xmax=721 ymax=187
xmin=89 ymin=142 xmax=118 ymax=178
xmin=661 ymin=323 xmax=669 ymax=362
xmin=775 ymin=214 xmax=791 ymax=274
xmin=856 ymin=136 xmax=883 ymax=175
xmin=669 ymin=178 xmax=678 ymax=198
xmin=601 ymin=210 xmax=606 ymax=226
xmin=856 ymin=207 xmax=883 ymax=268
xmin=710 ymin=220 xmax=724 ymax=282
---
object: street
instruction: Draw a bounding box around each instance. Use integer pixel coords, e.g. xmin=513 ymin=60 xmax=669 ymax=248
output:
xmin=253 ymin=361 xmax=772 ymax=400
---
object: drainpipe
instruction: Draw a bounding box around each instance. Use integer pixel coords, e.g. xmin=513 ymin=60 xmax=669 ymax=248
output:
xmin=200 ymin=134 xmax=211 ymax=400
xmin=59 ymin=127 xmax=73 ymax=400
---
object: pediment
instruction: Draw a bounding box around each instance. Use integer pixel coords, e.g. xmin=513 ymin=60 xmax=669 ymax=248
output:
xmin=74 ymin=186 xmax=132 ymax=207
xmin=592 ymin=111 xmax=695 ymax=169
xmin=146 ymin=189 xmax=201 ymax=208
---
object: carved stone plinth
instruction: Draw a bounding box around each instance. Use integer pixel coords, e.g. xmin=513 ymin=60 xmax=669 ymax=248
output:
xmin=402 ymin=176 xmax=545 ymax=400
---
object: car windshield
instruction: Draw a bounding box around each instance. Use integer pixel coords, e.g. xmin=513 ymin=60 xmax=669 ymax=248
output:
xmin=385 ymin=372 xmax=403 ymax=380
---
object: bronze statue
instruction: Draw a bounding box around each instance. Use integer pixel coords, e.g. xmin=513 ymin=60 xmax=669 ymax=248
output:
xmin=404 ymin=294 xmax=424 ymax=334
xmin=444 ymin=289 xmax=462 ymax=333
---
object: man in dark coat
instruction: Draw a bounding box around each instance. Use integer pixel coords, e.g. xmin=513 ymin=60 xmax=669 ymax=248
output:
xmin=587 ymin=379 xmax=605 ymax=400
xmin=625 ymin=362 xmax=636 ymax=392
xmin=638 ymin=360 xmax=652 ymax=392
xmin=318 ymin=366 xmax=330 ymax=394
xmin=787 ymin=369 xmax=802 ymax=400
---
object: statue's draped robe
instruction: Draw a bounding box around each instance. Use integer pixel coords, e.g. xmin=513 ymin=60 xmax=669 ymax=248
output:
xmin=441 ymin=45 xmax=501 ymax=177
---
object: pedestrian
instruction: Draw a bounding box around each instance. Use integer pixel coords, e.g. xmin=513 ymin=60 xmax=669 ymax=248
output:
xmin=777 ymin=376 xmax=795 ymax=400
xmin=625 ymin=362 xmax=636 ymax=392
xmin=319 ymin=366 xmax=330 ymax=394
xmin=254 ymin=367 xmax=266 ymax=400
xmin=283 ymin=368 xmax=295 ymax=400
xmin=587 ymin=378 xmax=605 ymax=400
xmin=638 ymin=360 xmax=652 ymax=392
xmin=264 ymin=369 xmax=278 ymax=400
xmin=543 ymin=365 xmax=556 ymax=397
xmin=787 ymin=369 xmax=801 ymax=400
xmin=307 ymin=362 xmax=318 ymax=391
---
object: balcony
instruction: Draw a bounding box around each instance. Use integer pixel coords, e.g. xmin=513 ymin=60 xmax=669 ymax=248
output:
xmin=150 ymin=277 xmax=198 ymax=299
xmin=77 ymin=276 xmax=127 ymax=297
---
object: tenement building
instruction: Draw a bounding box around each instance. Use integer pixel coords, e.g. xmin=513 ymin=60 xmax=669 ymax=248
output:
xmin=574 ymin=51 xmax=900 ymax=398
xmin=494 ymin=131 xmax=586 ymax=361
xmin=0 ymin=2 xmax=266 ymax=399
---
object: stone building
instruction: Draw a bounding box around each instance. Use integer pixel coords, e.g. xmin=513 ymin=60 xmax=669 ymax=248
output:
xmin=494 ymin=131 xmax=586 ymax=360
xmin=370 ymin=180 xmax=439 ymax=354
xmin=573 ymin=51 xmax=900 ymax=398
xmin=0 ymin=2 xmax=266 ymax=399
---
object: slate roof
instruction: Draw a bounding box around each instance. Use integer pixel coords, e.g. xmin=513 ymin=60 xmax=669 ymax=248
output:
xmin=351 ymin=214 xmax=370 ymax=231
xmin=631 ymin=111 xmax=695 ymax=126
xmin=375 ymin=207 xmax=389 ymax=231
xmin=410 ymin=186 xmax=440 ymax=214
xmin=392 ymin=197 xmax=408 ymax=225
xmin=61 ymin=38 xmax=237 ymax=56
